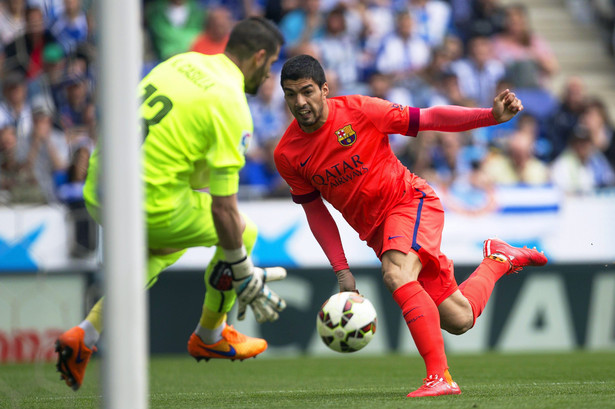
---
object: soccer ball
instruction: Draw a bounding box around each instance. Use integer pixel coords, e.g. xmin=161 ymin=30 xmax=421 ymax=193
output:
xmin=316 ymin=292 xmax=377 ymax=353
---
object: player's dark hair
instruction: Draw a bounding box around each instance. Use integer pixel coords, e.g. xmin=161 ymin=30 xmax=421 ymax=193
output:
xmin=225 ymin=17 xmax=284 ymax=60
xmin=280 ymin=54 xmax=327 ymax=88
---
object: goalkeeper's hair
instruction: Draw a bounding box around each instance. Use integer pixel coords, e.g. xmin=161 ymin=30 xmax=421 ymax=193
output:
xmin=226 ymin=17 xmax=284 ymax=60
xmin=280 ymin=54 xmax=327 ymax=89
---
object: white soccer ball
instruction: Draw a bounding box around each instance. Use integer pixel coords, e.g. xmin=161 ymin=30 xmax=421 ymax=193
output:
xmin=316 ymin=292 xmax=377 ymax=353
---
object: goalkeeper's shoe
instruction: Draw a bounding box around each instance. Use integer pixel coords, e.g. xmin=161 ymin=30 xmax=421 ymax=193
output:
xmin=407 ymin=370 xmax=461 ymax=398
xmin=483 ymin=238 xmax=548 ymax=274
xmin=55 ymin=326 xmax=97 ymax=391
xmin=187 ymin=325 xmax=267 ymax=362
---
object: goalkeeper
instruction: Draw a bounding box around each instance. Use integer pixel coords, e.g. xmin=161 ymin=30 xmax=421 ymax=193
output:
xmin=55 ymin=17 xmax=286 ymax=391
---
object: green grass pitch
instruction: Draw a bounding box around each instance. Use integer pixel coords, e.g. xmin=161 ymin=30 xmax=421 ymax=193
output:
xmin=1 ymin=351 xmax=614 ymax=408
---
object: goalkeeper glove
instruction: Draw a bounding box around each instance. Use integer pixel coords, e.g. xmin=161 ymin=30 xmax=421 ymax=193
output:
xmin=224 ymin=247 xmax=287 ymax=323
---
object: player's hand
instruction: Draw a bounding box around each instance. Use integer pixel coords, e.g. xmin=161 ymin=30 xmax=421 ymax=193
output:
xmin=492 ymin=89 xmax=524 ymax=123
xmin=335 ymin=268 xmax=358 ymax=293
xmin=229 ymin=256 xmax=287 ymax=323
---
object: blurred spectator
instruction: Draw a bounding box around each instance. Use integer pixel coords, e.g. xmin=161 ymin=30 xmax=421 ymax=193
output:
xmin=441 ymin=33 xmax=463 ymax=61
xmin=367 ymin=69 xmax=413 ymax=107
xmin=438 ymin=160 xmax=498 ymax=216
xmin=57 ymin=72 xmax=85 ymax=123
xmin=57 ymin=72 xmax=93 ymax=148
xmin=190 ymin=6 xmax=233 ymax=55
xmin=366 ymin=70 xmax=413 ymax=157
xmin=247 ymin=73 xmax=289 ymax=147
xmin=359 ymin=0 xmax=396 ymax=58
xmin=48 ymin=0 xmax=87 ymax=55
xmin=25 ymin=94 xmax=69 ymax=202
xmin=439 ymin=70 xmax=475 ymax=107
xmin=56 ymin=144 xmax=96 ymax=256
xmin=375 ymin=10 xmax=431 ymax=83
xmin=239 ymin=137 xmax=287 ymax=198
xmin=263 ymin=0 xmax=292 ymax=24
xmin=550 ymin=125 xmax=615 ymax=194
xmin=0 ymin=0 xmax=26 ymax=46
xmin=0 ymin=121 xmax=47 ymax=203
xmin=314 ymin=5 xmax=363 ymax=94
xmin=455 ymin=0 xmax=506 ymax=41
xmin=546 ymin=76 xmax=588 ymax=161
xmin=0 ymin=70 xmax=33 ymax=160
xmin=407 ymin=0 xmax=453 ymax=48
xmin=241 ymin=71 xmax=290 ymax=198
xmin=491 ymin=3 xmax=558 ymax=89
xmin=450 ymin=34 xmax=505 ymax=107
xmin=27 ymin=0 xmax=64 ymax=25
xmin=409 ymin=45 xmax=454 ymax=107
xmin=145 ymin=0 xmax=205 ymax=62
xmin=278 ymin=0 xmax=325 ymax=57
xmin=55 ymin=144 xmax=88 ymax=204
xmin=587 ymin=0 xmax=615 ymax=55
xmin=578 ymin=97 xmax=615 ymax=168
xmin=28 ymin=40 xmax=65 ymax=104
xmin=412 ymin=130 xmax=476 ymax=189
xmin=197 ymin=0 xmax=262 ymax=21
xmin=481 ymin=114 xmax=550 ymax=186
xmin=2 ymin=5 xmax=55 ymax=79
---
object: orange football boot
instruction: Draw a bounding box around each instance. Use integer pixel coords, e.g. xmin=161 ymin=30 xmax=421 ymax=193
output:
xmin=187 ymin=325 xmax=267 ymax=362
xmin=55 ymin=326 xmax=97 ymax=391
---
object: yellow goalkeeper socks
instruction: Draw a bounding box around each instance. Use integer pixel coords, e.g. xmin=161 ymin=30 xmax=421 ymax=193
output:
xmin=79 ymin=298 xmax=104 ymax=348
xmin=195 ymin=307 xmax=226 ymax=344
xmin=84 ymin=298 xmax=104 ymax=333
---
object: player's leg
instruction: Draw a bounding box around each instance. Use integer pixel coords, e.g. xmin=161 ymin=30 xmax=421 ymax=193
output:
xmin=55 ymin=196 xmax=102 ymax=391
xmin=439 ymin=238 xmax=548 ymax=333
xmin=382 ymin=250 xmax=448 ymax=376
xmin=376 ymin=184 xmax=461 ymax=397
xmin=159 ymin=191 xmax=268 ymax=360
xmin=55 ymin=250 xmax=185 ymax=390
xmin=187 ymin=214 xmax=268 ymax=361
xmin=383 ymin=250 xmax=460 ymax=398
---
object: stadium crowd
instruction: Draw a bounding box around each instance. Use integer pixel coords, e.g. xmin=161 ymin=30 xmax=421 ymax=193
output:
xmin=0 ymin=0 xmax=613 ymax=209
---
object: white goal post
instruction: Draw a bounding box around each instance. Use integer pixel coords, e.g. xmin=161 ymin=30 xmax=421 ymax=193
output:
xmin=97 ymin=1 xmax=147 ymax=408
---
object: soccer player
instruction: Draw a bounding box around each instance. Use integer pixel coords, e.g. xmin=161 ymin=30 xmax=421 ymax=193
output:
xmin=55 ymin=17 xmax=287 ymax=391
xmin=274 ymin=55 xmax=548 ymax=398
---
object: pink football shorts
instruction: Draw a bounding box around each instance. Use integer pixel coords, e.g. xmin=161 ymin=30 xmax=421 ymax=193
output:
xmin=366 ymin=179 xmax=459 ymax=306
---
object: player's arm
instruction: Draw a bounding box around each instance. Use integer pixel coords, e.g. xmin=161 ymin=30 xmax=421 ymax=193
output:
xmin=300 ymin=196 xmax=357 ymax=293
xmin=211 ymin=193 xmax=244 ymax=250
xmin=207 ymin=117 xmax=286 ymax=323
xmin=418 ymin=89 xmax=524 ymax=132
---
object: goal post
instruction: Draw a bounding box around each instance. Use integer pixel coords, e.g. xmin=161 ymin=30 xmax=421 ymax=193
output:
xmin=97 ymin=0 xmax=147 ymax=408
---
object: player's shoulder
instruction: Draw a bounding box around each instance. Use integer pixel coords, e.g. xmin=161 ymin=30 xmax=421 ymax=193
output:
xmin=276 ymin=121 xmax=299 ymax=147
xmin=331 ymin=94 xmax=382 ymax=110
xmin=330 ymin=94 xmax=369 ymax=105
xmin=274 ymin=120 xmax=304 ymax=157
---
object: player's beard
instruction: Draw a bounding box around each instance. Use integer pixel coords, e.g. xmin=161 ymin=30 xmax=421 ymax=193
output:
xmin=245 ymin=62 xmax=268 ymax=95
xmin=295 ymin=103 xmax=322 ymax=129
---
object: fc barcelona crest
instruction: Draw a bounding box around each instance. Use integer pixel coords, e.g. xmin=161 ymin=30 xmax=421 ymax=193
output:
xmin=335 ymin=124 xmax=357 ymax=147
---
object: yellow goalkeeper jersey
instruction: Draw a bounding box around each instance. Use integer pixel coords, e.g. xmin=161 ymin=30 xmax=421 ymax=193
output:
xmin=84 ymin=52 xmax=253 ymax=222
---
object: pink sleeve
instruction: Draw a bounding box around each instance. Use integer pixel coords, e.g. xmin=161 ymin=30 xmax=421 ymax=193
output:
xmin=419 ymin=106 xmax=498 ymax=132
xmin=301 ymin=197 xmax=349 ymax=272
xmin=356 ymin=95 xmax=421 ymax=136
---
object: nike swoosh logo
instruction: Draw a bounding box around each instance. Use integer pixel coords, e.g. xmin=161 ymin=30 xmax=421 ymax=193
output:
xmin=75 ymin=345 xmax=85 ymax=363
xmin=300 ymin=155 xmax=312 ymax=167
xmin=388 ymin=235 xmax=404 ymax=240
xmin=203 ymin=345 xmax=237 ymax=357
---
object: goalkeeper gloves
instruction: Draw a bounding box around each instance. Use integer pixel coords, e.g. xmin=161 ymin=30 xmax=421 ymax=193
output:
xmin=224 ymin=247 xmax=287 ymax=323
